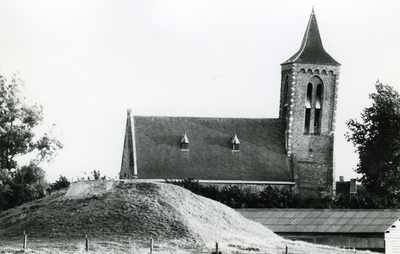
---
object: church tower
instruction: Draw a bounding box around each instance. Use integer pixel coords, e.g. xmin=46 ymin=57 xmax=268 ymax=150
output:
xmin=279 ymin=9 xmax=340 ymax=194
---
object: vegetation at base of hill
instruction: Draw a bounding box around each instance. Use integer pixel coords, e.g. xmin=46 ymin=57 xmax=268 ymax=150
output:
xmin=1 ymin=169 xmax=110 ymax=211
xmin=0 ymin=72 xmax=63 ymax=211
xmin=166 ymin=178 xmax=400 ymax=209
xmin=346 ymin=81 xmax=400 ymax=205
xmin=0 ymin=173 xmax=71 ymax=211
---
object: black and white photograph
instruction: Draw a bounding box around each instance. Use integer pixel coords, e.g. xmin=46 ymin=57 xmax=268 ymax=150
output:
xmin=0 ymin=1 xmax=399 ymax=253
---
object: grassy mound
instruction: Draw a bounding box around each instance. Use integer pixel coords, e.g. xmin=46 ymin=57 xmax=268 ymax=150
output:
xmin=0 ymin=180 xmax=378 ymax=253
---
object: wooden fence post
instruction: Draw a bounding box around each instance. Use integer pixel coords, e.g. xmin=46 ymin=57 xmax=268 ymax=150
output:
xmin=216 ymin=241 xmax=219 ymax=254
xmin=85 ymin=234 xmax=89 ymax=251
xmin=150 ymin=238 xmax=153 ymax=254
xmin=23 ymin=231 xmax=27 ymax=250
xmin=285 ymin=245 xmax=288 ymax=254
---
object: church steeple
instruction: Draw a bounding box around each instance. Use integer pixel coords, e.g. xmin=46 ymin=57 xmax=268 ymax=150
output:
xmin=279 ymin=9 xmax=340 ymax=194
xmin=282 ymin=9 xmax=340 ymax=65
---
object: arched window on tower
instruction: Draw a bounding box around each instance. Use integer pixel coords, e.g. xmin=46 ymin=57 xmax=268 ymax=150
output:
xmin=314 ymin=84 xmax=323 ymax=134
xmin=304 ymin=83 xmax=312 ymax=133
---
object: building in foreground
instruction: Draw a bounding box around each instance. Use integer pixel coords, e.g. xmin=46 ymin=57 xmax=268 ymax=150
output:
xmin=237 ymin=208 xmax=400 ymax=253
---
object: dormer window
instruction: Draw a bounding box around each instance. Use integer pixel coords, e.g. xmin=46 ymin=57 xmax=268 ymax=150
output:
xmin=180 ymin=133 xmax=189 ymax=150
xmin=231 ymin=134 xmax=240 ymax=151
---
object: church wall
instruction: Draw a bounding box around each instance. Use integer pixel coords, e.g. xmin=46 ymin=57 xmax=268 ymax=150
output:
xmin=120 ymin=112 xmax=136 ymax=179
xmin=120 ymin=136 xmax=132 ymax=178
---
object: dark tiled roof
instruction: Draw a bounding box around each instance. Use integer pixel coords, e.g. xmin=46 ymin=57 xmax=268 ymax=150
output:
xmin=236 ymin=208 xmax=400 ymax=233
xmin=133 ymin=116 xmax=291 ymax=182
xmin=282 ymin=10 xmax=340 ymax=66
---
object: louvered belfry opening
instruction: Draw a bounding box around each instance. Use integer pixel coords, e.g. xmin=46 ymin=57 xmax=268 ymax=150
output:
xmin=304 ymin=78 xmax=323 ymax=135
xmin=314 ymin=83 xmax=323 ymax=134
xmin=304 ymin=83 xmax=312 ymax=134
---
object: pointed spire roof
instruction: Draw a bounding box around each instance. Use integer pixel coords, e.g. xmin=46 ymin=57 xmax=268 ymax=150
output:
xmin=282 ymin=9 xmax=340 ymax=65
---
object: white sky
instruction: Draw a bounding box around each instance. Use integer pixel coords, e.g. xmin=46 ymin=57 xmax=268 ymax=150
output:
xmin=0 ymin=1 xmax=399 ymax=182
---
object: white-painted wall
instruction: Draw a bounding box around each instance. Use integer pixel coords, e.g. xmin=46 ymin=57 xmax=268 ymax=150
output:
xmin=385 ymin=219 xmax=400 ymax=254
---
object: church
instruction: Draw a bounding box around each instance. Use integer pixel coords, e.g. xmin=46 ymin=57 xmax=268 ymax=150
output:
xmin=120 ymin=9 xmax=340 ymax=195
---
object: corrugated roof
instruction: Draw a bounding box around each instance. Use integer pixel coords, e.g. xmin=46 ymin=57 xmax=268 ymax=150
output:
xmin=282 ymin=10 xmax=340 ymax=66
xmin=236 ymin=209 xmax=400 ymax=233
xmin=133 ymin=115 xmax=291 ymax=182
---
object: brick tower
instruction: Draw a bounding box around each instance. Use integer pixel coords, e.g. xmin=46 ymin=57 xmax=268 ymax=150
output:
xmin=279 ymin=9 xmax=341 ymax=194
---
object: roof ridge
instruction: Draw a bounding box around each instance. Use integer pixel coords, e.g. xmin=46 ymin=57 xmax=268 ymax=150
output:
xmin=132 ymin=115 xmax=283 ymax=121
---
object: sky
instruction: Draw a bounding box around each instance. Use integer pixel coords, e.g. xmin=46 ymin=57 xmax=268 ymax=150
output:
xmin=0 ymin=0 xmax=399 ymax=183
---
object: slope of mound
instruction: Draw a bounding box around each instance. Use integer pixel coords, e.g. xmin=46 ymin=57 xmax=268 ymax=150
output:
xmin=0 ymin=180 xmax=377 ymax=254
xmin=0 ymin=181 xmax=279 ymax=246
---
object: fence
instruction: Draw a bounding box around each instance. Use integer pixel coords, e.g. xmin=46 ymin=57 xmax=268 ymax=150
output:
xmin=15 ymin=232 xmax=360 ymax=254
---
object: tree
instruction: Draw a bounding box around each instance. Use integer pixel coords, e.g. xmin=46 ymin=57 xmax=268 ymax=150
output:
xmin=0 ymin=72 xmax=63 ymax=210
xmin=0 ymin=73 xmax=63 ymax=171
xmin=346 ymin=81 xmax=400 ymax=199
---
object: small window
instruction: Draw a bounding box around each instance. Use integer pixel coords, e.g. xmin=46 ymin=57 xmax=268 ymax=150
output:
xmin=180 ymin=133 xmax=189 ymax=150
xmin=231 ymin=134 xmax=240 ymax=151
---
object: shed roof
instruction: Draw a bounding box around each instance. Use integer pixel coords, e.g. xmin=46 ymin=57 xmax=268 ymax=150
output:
xmin=133 ymin=115 xmax=291 ymax=182
xmin=236 ymin=209 xmax=400 ymax=233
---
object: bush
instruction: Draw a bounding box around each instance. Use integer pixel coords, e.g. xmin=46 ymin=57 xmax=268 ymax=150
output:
xmin=0 ymin=163 xmax=49 ymax=210
xmin=49 ymin=175 xmax=70 ymax=192
xmin=166 ymin=178 xmax=299 ymax=208
xmin=166 ymin=178 xmax=400 ymax=209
